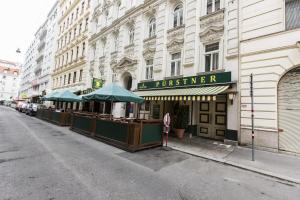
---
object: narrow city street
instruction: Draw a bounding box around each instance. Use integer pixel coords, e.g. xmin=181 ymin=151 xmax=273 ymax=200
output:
xmin=0 ymin=106 xmax=299 ymax=200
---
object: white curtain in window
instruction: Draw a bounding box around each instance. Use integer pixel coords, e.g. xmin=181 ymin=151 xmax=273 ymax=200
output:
xmin=286 ymin=0 xmax=300 ymax=30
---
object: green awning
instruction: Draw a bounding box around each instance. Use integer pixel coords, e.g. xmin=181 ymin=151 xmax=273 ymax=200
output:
xmin=134 ymin=85 xmax=229 ymax=99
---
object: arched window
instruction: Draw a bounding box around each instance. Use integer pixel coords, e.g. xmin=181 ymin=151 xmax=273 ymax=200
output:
xmin=129 ymin=27 xmax=135 ymax=45
xmin=149 ymin=18 xmax=156 ymax=38
xmin=173 ymin=4 xmax=183 ymax=28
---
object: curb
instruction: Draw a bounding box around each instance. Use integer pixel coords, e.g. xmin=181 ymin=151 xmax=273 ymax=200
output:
xmin=170 ymin=145 xmax=300 ymax=185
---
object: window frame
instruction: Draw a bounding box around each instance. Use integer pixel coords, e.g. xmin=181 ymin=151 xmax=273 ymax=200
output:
xmin=148 ymin=18 xmax=156 ymax=38
xmin=170 ymin=52 xmax=181 ymax=77
xmin=129 ymin=27 xmax=135 ymax=45
xmin=204 ymin=42 xmax=220 ymax=72
xmin=145 ymin=59 xmax=154 ymax=80
xmin=173 ymin=4 xmax=184 ymax=28
xmin=207 ymin=0 xmax=221 ymax=15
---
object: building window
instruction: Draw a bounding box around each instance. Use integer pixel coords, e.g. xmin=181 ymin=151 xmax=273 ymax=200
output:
xmin=74 ymin=28 xmax=77 ymax=38
xmin=207 ymin=0 xmax=220 ymax=14
xmin=286 ymin=0 xmax=300 ymax=30
xmin=76 ymin=7 xmax=79 ymax=18
xmin=76 ymin=46 xmax=79 ymax=59
xmin=79 ymin=23 xmax=82 ymax=34
xmin=205 ymin=42 xmax=219 ymax=72
xmin=82 ymin=42 xmax=85 ymax=56
xmin=113 ymin=36 xmax=118 ymax=52
xmin=129 ymin=27 xmax=134 ymax=45
xmin=171 ymin=52 xmax=181 ymax=76
xmin=149 ymin=18 xmax=156 ymax=38
xmin=81 ymin=1 xmax=85 ymax=13
xmin=60 ymin=76 xmax=62 ymax=86
xmin=68 ymin=73 xmax=71 ymax=84
xmin=71 ymin=49 xmax=73 ymax=62
xmin=85 ymin=17 xmax=89 ymax=30
xmin=145 ymin=59 xmax=153 ymax=80
xmin=79 ymin=69 xmax=83 ymax=81
xmin=73 ymin=71 xmax=77 ymax=83
xmin=105 ymin=11 xmax=109 ymax=26
xmin=101 ymin=41 xmax=106 ymax=56
xmin=173 ymin=4 xmax=183 ymax=28
xmin=64 ymin=75 xmax=66 ymax=85
xmin=116 ymin=2 xmax=121 ymax=19
xmin=69 ymin=32 xmax=72 ymax=42
xmin=71 ymin=13 xmax=74 ymax=24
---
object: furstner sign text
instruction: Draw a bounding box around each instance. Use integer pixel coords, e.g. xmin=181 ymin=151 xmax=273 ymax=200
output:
xmin=137 ymin=72 xmax=231 ymax=90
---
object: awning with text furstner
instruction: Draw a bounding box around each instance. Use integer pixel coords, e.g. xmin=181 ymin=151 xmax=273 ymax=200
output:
xmin=134 ymin=85 xmax=230 ymax=101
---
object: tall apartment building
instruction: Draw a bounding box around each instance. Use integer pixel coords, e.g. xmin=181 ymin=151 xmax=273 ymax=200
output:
xmin=0 ymin=59 xmax=20 ymax=101
xmin=88 ymin=0 xmax=239 ymax=141
xmin=20 ymin=2 xmax=59 ymax=101
xmin=239 ymin=0 xmax=300 ymax=153
xmin=51 ymin=0 xmax=92 ymax=93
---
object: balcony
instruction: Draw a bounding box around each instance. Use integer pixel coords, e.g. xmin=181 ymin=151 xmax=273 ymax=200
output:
xmin=199 ymin=9 xmax=224 ymax=43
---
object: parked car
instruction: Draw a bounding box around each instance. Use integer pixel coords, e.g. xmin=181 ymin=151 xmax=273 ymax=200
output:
xmin=27 ymin=103 xmax=47 ymax=116
xmin=16 ymin=101 xmax=25 ymax=112
xmin=21 ymin=103 xmax=28 ymax=113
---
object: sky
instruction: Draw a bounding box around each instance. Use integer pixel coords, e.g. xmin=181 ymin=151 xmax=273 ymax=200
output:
xmin=0 ymin=0 xmax=57 ymax=64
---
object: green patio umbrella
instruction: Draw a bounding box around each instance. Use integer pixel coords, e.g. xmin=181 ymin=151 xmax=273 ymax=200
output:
xmin=51 ymin=90 xmax=82 ymax=102
xmin=83 ymin=83 xmax=144 ymax=119
xmin=42 ymin=91 xmax=61 ymax=101
xmin=83 ymin=83 xmax=144 ymax=103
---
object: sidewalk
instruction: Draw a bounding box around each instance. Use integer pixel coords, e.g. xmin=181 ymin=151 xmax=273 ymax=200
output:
xmin=168 ymin=137 xmax=300 ymax=184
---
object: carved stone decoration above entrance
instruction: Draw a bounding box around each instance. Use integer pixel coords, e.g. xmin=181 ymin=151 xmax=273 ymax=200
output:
xmin=199 ymin=9 xmax=225 ymax=43
xmin=167 ymin=26 xmax=185 ymax=53
xmin=112 ymin=57 xmax=138 ymax=79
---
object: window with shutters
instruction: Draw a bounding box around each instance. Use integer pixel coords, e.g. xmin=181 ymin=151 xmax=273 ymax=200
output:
xmin=286 ymin=0 xmax=300 ymax=30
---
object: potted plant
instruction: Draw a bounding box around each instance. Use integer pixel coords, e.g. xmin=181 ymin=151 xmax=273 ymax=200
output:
xmin=174 ymin=106 xmax=189 ymax=139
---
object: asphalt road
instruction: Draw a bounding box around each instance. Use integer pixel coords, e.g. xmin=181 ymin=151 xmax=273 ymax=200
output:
xmin=0 ymin=106 xmax=299 ymax=200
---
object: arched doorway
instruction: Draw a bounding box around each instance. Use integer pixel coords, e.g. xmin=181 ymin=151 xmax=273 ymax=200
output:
xmin=122 ymin=72 xmax=133 ymax=118
xmin=278 ymin=66 xmax=300 ymax=153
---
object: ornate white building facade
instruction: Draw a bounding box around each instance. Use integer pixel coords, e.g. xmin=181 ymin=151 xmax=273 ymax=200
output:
xmin=20 ymin=2 xmax=59 ymax=101
xmin=0 ymin=59 xmax=20 ymax=101
xmin=239 ymin=0 xmax=300 ymax=153
xmin=88 ymin=0 xmax=240 ymax=141
xmin=52 ymin=0 xmax=92 ymax=93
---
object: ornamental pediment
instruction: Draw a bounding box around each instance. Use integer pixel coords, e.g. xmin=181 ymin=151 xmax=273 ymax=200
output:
xmin=117 ymin=57 xmax=137 ymax=67
xmin=166 ymin=38 xmax=184 ymax=53
xmin=199 ymin=26 xmax=224 ymax=43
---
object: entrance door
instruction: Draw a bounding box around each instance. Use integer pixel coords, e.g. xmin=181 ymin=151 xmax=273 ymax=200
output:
xmin=198 ymin=96 xmax=227 ymax=140
xmin=278 ymin=67 xmax=300 ymax=153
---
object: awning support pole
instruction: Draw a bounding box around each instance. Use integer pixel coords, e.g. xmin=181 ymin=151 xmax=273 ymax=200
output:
xmin=110 ymin=100 xmax=113 ymax=120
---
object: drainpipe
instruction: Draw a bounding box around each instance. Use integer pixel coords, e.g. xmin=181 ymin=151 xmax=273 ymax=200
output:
xmin=237 ymin=0 xmax=242 ymax=145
